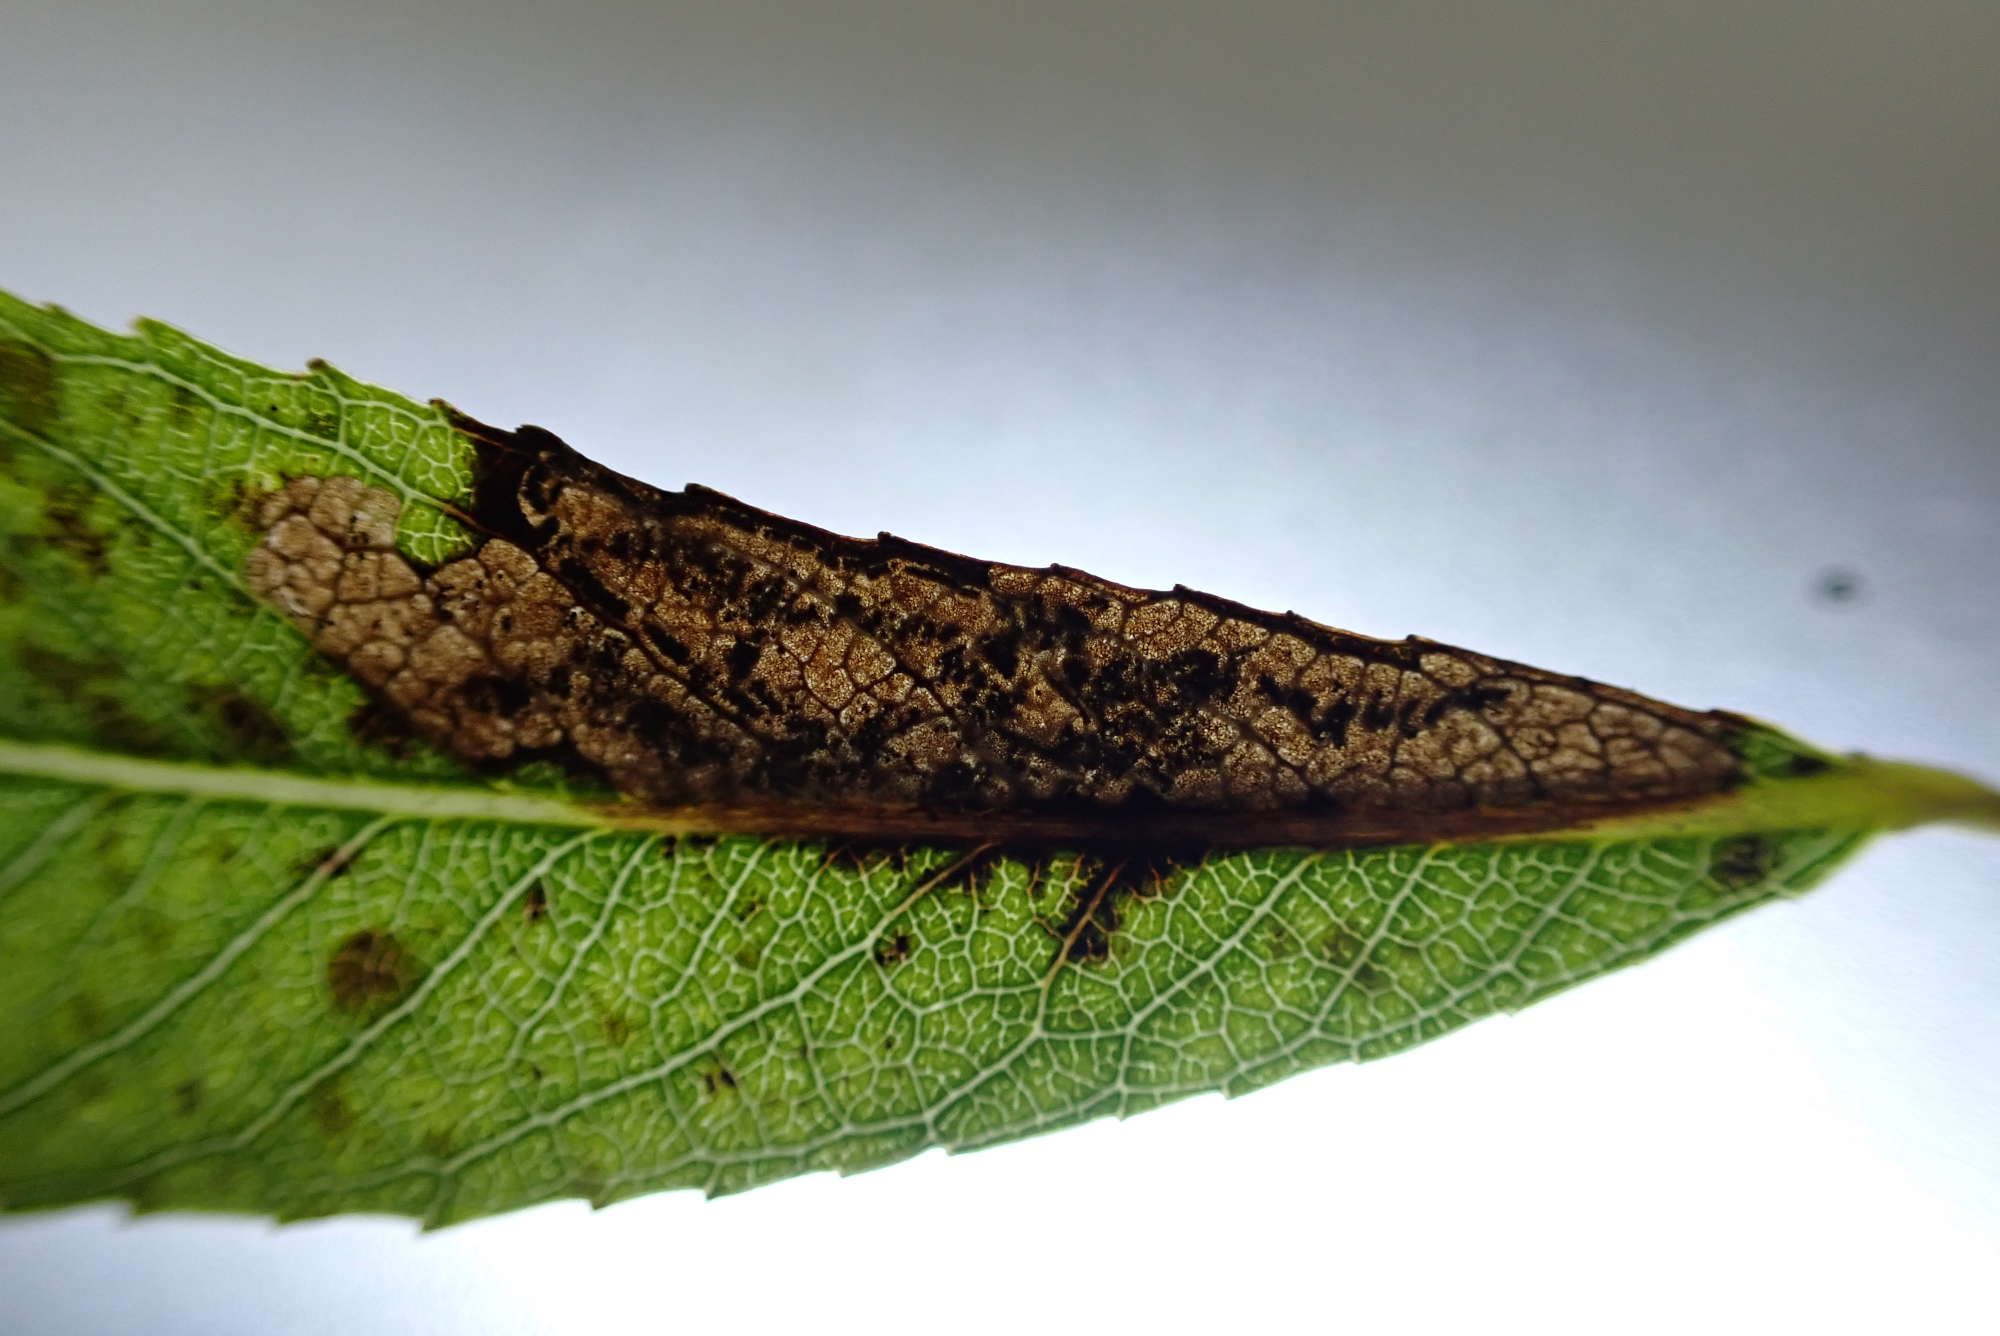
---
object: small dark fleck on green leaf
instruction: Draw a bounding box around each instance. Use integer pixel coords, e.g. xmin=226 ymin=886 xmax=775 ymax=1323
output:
xmin=1710 ymin=835 xmax=1776 ymax=889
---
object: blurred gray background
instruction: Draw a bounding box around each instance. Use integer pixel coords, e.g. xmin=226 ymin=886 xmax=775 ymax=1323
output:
xmin=2 ymin=2 xmax=1996 ymax=1332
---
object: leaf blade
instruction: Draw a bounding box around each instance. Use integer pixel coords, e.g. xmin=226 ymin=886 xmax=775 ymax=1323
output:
xmin=1 ymin=293 xmax=1992 ymax=1226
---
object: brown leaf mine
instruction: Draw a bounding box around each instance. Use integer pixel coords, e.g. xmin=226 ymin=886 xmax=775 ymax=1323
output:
xmin=246 ymin=418 xmax=1742 ymax=846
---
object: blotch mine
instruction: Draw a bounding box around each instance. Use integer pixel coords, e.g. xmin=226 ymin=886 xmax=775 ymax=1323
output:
xmin=242 ymin=418 xmax=1748 ymax=849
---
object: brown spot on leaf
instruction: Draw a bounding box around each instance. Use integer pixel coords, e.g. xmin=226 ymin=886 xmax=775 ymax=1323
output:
xmin=165 ymin=384 xmax=200 ymax=426
xmin=1711 ymin=835 xmax=1776 ymax=890
xmin=171 ymin=1078 xmax=204 ymax=1117
xmin=347 ymin=698 xmax=417 ymax=758
xmin=66 ymin=991 xmax=105 ymax=1039
xmin=19 ymin=643 xmax=90 ymax=690
xmin=824 ymin=841 xmax=911 ymax=877
xmin=1047 ymin=849 xmax=1194 ymax=967
xmin=309 ymin=1076 xmax=353 ymax=1137
xmin=873 ymin=932 xmax=913 ymax=967
xmin=700 ymin=1064 xmax=739 ymax=1097
xmin=935 ymin=845 xmax=1005 ymax=896
xmin=21 ymin=644 xmax=172 ymax=755
xmin=1023 ymin=859 xmax=1050 ymax=901
xmin=298 ymin=844 xmax=358 ymax=880
xmin=83 ymin=695 xmax=170 ymax=756
xmin=132 ymin=906 xmax=175 ymax=956
xmin=660 ymin=834 xmax=716 ymax=861
xmin=522 ymin=880 xmax=549 ymax=923
xmin=212 ymin=475 xmax=266 ymax=528
xmin=42 ymin=488 xmax=109 ymax=578
xmin=326 ymin=929 xmax=423 ymax=1015
xmin=1318 ymin=927 xmax=1387 ymax=991
xmin=602 ymin=1012 xmax=633 ymax=1046
xmin=192 ymin=686 xmax=295 ymax=765
xmin=0 ymin=340 xmax=57 ymax=435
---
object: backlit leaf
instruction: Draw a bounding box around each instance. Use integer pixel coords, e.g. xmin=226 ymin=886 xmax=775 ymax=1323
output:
xmin=1 ymin=292 xmax=1993 ymax=1226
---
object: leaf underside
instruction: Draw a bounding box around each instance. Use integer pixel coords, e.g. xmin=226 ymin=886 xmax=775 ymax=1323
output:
xmin=0 ymin=292 xmax=1991 ymax=1227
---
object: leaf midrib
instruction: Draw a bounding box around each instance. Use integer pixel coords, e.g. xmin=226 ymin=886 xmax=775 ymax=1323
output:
xmin=0 ymin=738 xmax=611 ymax=830
xmin=5 ymin=738 xmax=1993 ymax=849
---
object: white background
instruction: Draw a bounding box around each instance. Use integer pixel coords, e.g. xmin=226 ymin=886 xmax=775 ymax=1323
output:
xmin=2 ymin=3 xmax=1996 ymax=1332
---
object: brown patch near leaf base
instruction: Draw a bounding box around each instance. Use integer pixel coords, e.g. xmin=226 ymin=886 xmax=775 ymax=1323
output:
xmin=244 ymin=418 xmax=1746 ymax=849
xmin=326 ymin=929 xmax=423 ymax=1015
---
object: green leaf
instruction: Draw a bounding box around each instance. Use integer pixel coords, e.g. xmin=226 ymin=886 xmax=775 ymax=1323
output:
xmin=1 ymin=292 xmax=1993 ymax=1227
